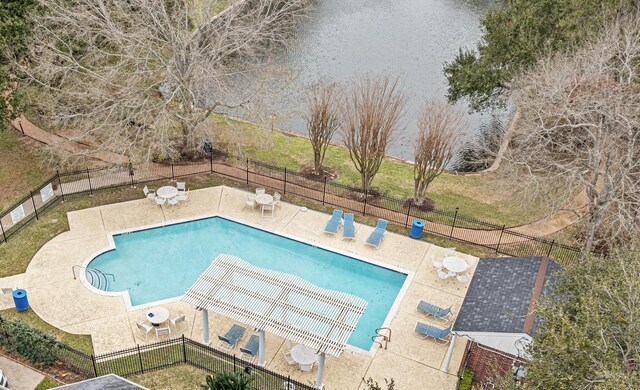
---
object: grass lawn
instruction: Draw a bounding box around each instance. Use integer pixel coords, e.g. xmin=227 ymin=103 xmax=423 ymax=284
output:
xmin=211 ymin=115 xmax=548 ymax=226
xmin=35 ymin=377 xmax=62 ymax=390
xmin=0 ymin=308 xmax=93 ymax=355
xmin=0 ymin=130 xmax=53 ymax=210
xmin=131 ymin=365 xmax=209 ymax=389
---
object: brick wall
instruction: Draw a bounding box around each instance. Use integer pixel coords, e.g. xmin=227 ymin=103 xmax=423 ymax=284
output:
xmin=463 ymin=342 xmax=522 ymax=386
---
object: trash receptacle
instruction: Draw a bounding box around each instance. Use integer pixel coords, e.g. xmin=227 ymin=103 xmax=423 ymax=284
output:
xmin=13 ymin=289 xmax=29 ymax=312
xmin=410 ymin=219 xmax=425 ymax=239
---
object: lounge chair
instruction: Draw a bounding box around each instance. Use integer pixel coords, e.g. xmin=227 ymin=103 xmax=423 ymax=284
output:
xmin=324 ymin=210 xmax=342 ymax=235
xmin=342 ymin=213 xmax=356 ymax=240
xmin=416 ymin=300 xmax=453 ymax=323
xmin=217 ymin=324 xmax=246 ymax=352
xmin=239 ymin=334 xmax=260 ymax=363
xmin=365 ymin=219 xmax=388 ymax=247
xmin=414 ymin=321 xmax=452 ymax=344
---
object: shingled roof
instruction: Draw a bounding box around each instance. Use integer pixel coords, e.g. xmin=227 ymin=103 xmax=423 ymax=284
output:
xmin=453 ymin=256 xmax=561 ymax=335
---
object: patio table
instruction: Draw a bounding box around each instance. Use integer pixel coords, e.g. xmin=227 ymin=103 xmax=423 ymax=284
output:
xmin=156 ymin=186 xmax=178 ymax=200
xmin=442 ymin=256 xmax=469 ymax=274
xmin=290 ymin=344 xmax=318 ymax=366
xmin=147 ymin=306 xmax=170 ymax=326
xmin=255 ymin=193 xmax=274 ymax=206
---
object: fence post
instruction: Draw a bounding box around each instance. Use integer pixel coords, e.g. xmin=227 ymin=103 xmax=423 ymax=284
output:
xmin=86 ymin=168 xmax=93 ymax=196
xmin=210 ymin=150 xmax=213 ymax=173
xmin=128 ymin=162 xmax=135 ymax=188
xmin=322 ymin=175 xmax=327 ymax=205
xmin=246 ymin=158 xmax=249 ymax=185
xmin=496 ymin=224 xmax=506 ymax=253
xmin=0 ymin=219 xmax=6 ymax=243
xmin=405 ymin=201 xmax=412 ymax=228
xmin=363 ymin=189 xmax=368 ymax=216
xmin=449 ymin=207 xmax=459 ymax=239
xmin=171 ymin=164 xmax=175 ymax=181
xmin=57 ymin=170 xmax=65 ymax=202
xmin=547 ymin=240 xmax=555 ymax=257
xmin=284 ymin=167 xmax=287 ymax=194
xmin=91 ymin=355 xmax=98 ymax=377
xmin=182 ymin=335 xmax=187 ymax=363
xmin=30 ymin=191 xmax=39 ymax=220
xmin=233 ymin=354 xmax=237 ymax=373
xmin=137 ymin=344 xmax=144 ymax=374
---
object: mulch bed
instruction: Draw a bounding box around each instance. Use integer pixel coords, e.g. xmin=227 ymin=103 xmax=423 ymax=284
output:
xmin=0 ymin=346 xmax=86 ymax=385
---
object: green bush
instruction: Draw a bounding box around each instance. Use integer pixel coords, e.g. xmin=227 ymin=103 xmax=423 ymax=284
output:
xmin=201 ymin=372 xmax=255 ymax=390
xmin=459 ymin=368 xmax=474 ymax=390
xmin=0 ymin=317 xmax=59 ymax=366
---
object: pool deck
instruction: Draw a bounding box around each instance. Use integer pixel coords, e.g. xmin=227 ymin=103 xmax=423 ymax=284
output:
xmin=23 ymin=185 xmax=478 ymax=389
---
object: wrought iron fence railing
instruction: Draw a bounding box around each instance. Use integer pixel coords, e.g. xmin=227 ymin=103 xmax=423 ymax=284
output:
xmin=0 ymin=150 xmax=582 ymax=264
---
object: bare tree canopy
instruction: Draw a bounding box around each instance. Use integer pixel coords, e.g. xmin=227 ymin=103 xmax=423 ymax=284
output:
xmin=305 ymin=81 xmax=341 ymax=175
xmin=341 ymin=75 xmax=407 ymax=193
xmin=504 ymin=15 xmax=640 ymax=259
xmin=413 ymin=101 xmax=464 ymax=206
xmin=22 ymin=0 xmax=309 ymax=162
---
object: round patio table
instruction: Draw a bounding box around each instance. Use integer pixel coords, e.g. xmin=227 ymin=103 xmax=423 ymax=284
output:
xmin=442 ymin=256 xmax=469 ymax=274
xmin=255 ymin=193 xmax=274 ymax=206
xmin=156 ymin=186 xmax=178 ymax=200
xmin=147 ymin=306 xmax=170 ymax=326
xmin=290 ymin=344 xmax=318 ymax=365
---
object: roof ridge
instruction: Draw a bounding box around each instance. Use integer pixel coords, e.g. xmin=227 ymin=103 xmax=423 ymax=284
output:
xmin=522 ymin=256 xmax=549 ymax=334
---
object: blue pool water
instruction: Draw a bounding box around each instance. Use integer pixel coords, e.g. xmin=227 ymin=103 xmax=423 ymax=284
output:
xmin=88 ymin=217 xmax=407 ymax=350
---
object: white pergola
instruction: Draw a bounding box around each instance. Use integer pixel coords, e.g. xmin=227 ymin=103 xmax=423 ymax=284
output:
xmin=182 ymin=254 xmax=368 ymax=389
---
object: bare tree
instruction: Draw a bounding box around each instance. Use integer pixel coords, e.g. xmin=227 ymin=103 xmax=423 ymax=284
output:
xmin=413 ymin=101 xmax=464 ymax=206
xmin=504 ymin=15 xmax=640 ymax=260
xmin=21 ymin=0 xmax=309 ymax=162
xmin=341 ymin=75 xmax=407 ymax=193
xmin=305 ymin=81 xmax=341 ymax=175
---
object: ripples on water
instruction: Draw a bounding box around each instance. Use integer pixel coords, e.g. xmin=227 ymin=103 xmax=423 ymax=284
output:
xmin=230 ymin=0 xmax=507 ymax=161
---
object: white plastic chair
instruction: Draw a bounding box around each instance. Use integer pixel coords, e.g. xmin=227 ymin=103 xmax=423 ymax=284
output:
xmin=168 ymin=196 xmax=179 ymax=209
xmin=176 ymin=182 xmax=186 ymax=192
xmin=437 ymin=269 xmax=451 ymax=280
xmin=431 ymin=255 xmax=443 ymax=269
xmin=444 ymin=247 xmax=457 ymax=256
xmin=456 ymin=273 xmax=471 ymax=283
xmin=256 ymin=188 xmax=265 ymax=196
xmin=262 ymin=202 xmax=275 ymax=218
xmin=155 ymin=197 xmax=166 ymax=207
xmin=177 ymin=189 xmax=189 ymax=204
xmin=170 ymin=314 xmax=186 ymax=332
xmin=283 ymin=351 xmax=296 ymax=365
xmin=300 ymin=362 xmax=314 ymax=372
xmin=156 ymin=326 xmax=171 ymax=340
xmin=273 ymin=191 xmax=281 ymax=207
xmin=143 ymin=185 xmax=156 ymax=200
xmin=136 ymin=322 xmax=154 ymax=341
xmin=244 ymin=194 xmax=256 ymax=210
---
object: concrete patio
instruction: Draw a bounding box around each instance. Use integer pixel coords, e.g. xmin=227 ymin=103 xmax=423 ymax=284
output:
xmin=22 ymin=185 xmax=478 ymax=389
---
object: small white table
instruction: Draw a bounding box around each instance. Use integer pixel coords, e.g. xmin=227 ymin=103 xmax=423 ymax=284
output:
xmin=255 ymin=193 xmax=274 ymax=206
xmin=147 ymin=306 xmax=170 ymax=326
xmin=442 ymin=256 xmax=469 ymax=274
xmin=156 ymin=186 xmax=178 ymax=200
xmin=290 ymin=344 xmax=318 ymax=366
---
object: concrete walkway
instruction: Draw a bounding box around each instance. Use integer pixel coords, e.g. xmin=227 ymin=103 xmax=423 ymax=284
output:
xmin=0 ymin=355 xmax=45 ymax=390
xmin=24 ymin=186 xmax=477 ymax=390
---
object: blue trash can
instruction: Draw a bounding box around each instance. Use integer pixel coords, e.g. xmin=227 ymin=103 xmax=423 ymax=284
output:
xmin=13 ymin=289 xmax=29 ymax=312
xmin=410 ymin=219 xmax=425 ymax=239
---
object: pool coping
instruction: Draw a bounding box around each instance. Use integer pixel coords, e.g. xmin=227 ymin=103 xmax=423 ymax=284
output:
xmin=80 ymin=212 xmax=414 ymax=357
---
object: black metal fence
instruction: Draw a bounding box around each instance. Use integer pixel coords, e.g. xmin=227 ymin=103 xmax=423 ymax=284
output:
xmin=53 ymin=335 xmax=314 ymax=389
xmin=0 ymin=150 xmax=582 ymax=264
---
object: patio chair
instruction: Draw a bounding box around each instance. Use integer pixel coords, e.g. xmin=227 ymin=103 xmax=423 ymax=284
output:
xmin=217 ymin=324 xmax=246 ymax=352
xmin=155 ymin=197 xmax=166 ymax=207
xmin=156 ymin=325 xmax=171 ymax=340
xmin=239 ymin=334 xmax=260 ymax=363
xmin=444 ymin=247 xmax=457 ymax=256
xmin=1 ymin=288 xmax=14 ymax=305
xmin=342 ymin=213 xmax=356 ymax=240
xmin=437 ymin=269 xmax=451 ymax=280
xmin=456 ymin=273 xmax=471 ymax=283
xmin=170 ymin=313 xmax=186 ymax=332
xmin=300 ymin=362 xmax=314 ymax=372
xmin=416 ymin=300 xmax=453 ymax=323
xmin=176 ymin=182 xmax=186 ymax=193
xmin=414 ymin=321 xmax=452 ymax=344
xmin=143 ymin=185 xmax=156 ymax=200
xmin=136 ymin=322 xmax=154 ymax=342
xmin=431 ymin=255 xmax=443 ymax=270
xmin=365 ymin=219 xmax=388 ymax=247
xmin=273 ymin=191 xmax=281 ymax=207
xmin=177 ymin=189 xmax=189 ymax=204
xmin=323 ymin=210 xmax=342 ymax=235
xmin=244 ymin=194 xmax=256 ymax=210
xmin=167 ymin=196 xmax=179 ymax=209
xmin=256 ymin=188 xmax=266 ymax=196
xmin=262 ymin=202 xmax=275 ymax=218
xmin=283 ymin=350 xmax=296 ymax=365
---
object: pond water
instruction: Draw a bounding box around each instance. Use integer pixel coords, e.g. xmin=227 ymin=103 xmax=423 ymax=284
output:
xmin=242 ymin=0 xmax=507 ymax=161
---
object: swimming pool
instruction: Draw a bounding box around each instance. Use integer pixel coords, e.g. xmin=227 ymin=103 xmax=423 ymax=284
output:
xmin=86 ymin=216 xmax=409 ymax=351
